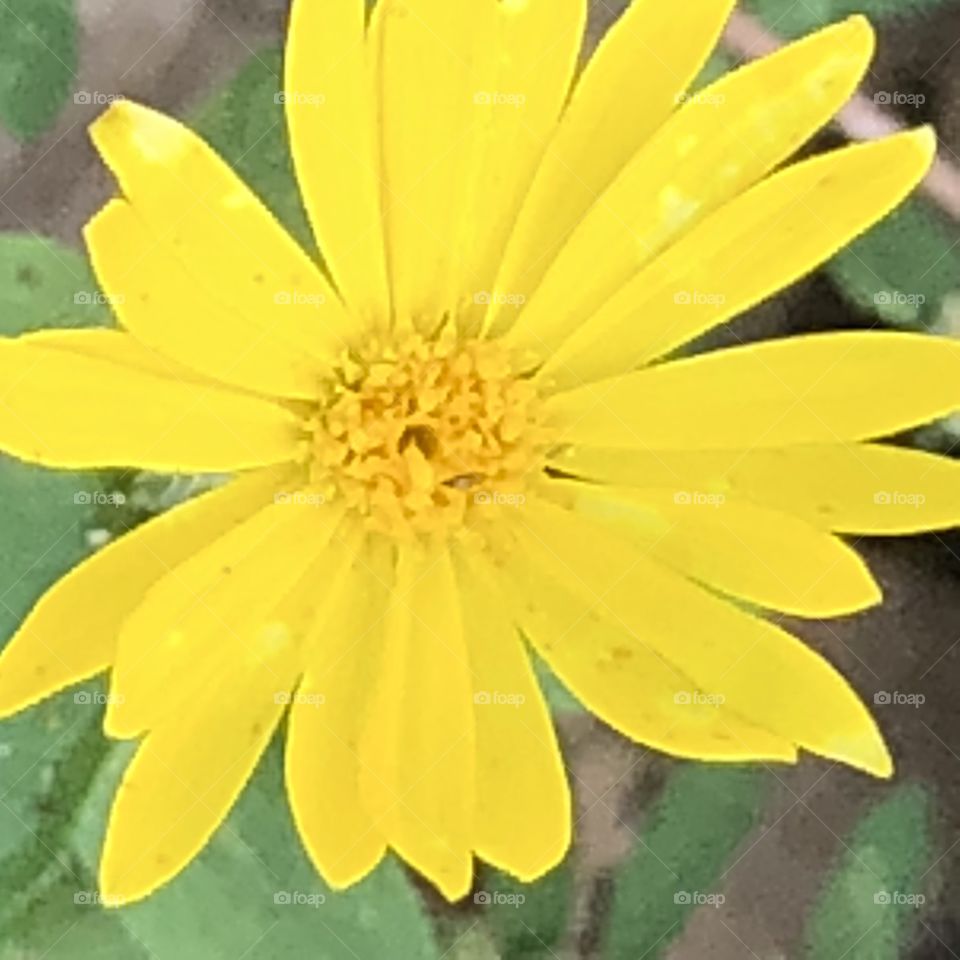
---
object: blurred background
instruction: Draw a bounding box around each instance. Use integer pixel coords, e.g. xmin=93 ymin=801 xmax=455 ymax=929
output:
xmin=1 ymin=0 xmax=959 ymax=957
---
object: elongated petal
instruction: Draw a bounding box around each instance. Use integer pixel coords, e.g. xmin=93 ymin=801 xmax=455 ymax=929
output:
xmin=0 ymin=467 xmax=291 ymax=717
xmin=0 ymin=338 xmax=301 ymax=471
xmin=455 ymin=546 xmax=571 ymax=880
xmin=89 ymin=100 xmax=357 ymax=364
xmin=27 ymin=328 xmax=218 ymax=387
xmin=546 ymin=333 xmax=960 ymax=450
xmin=105 ymin=494 xmax=344 ymax=738
xmin=486 ymin=0 xmax=736 ymax=337
xmin=503 ymin=16 xmax=875 ymax=360
xmin=512 ymin=495 xmax=890 ymax=776
xmin=491 ymin=518 xmax=797 ymax=763
xmin=549 ymin=443 xmax=960 ymax=535
xmin=285 ymin=0 xmax=390 ymax=322
xmin=99 ymin=626 xmax=299 ymax=906
xmin=286 ymin=533 xmax=390 ymax=889
xmin=372 ymin=0 xmax=498 ymax=330
xmin=86 ymin=201 xmax=329 ymax=399
xmin=561 ymin=480 xmax=880 ymax=618
xmin=359 ymin=542 xmax=474 ymax=901
xmin=541 ymin=129 xmax=936 ymax=389
xmin=458 ymin=0 xmax=585 ymax=335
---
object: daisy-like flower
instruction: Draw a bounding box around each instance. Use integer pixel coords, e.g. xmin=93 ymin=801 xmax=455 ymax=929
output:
xmin=0 ymin=0 xmax=959 ymax=907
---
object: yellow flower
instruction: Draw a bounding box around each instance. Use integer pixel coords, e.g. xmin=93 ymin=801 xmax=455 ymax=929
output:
xmin=0 ymin=0 xmax=956 ymax=907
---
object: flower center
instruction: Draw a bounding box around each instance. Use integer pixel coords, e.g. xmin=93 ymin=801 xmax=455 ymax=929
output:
xmin=307 ymin=333 xmax=550 ymax=538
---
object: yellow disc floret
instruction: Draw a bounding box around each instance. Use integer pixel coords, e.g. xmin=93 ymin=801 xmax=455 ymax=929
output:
xmin=307 ymin=332 xmax=552 ymax=538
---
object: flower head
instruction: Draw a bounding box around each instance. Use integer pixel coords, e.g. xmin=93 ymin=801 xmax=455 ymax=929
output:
xmin=0 ymin=0 xmax=957 ymax=907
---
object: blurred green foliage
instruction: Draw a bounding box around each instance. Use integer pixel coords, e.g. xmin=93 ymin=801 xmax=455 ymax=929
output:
xmin=0 ymin=0 xmax=76 ymax=140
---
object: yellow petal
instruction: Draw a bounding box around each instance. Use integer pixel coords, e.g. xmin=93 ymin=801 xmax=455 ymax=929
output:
xmin=26 ymin=328 xmax=218 ymax=387
xmin=486 ymin=0 xmax=736 ymax=337
xmin=454 ymin=545 xmax=571 ymax=880
xmin=285 ymin=0 xmax=390 ymax=322
xmin=372 ymin=0 xmax=498 ymax=331
xmin=546 ymin=332 xmax=960 ymax=450
xmin=89 ymin=100 xmax=357 ymax=364
xmin=359 ymin=541 xmax=474 ymax=901
xmin=86 ymin=200 xmax=329 ymax=399
xmin=490 ymin=516 xmax=797 ymax=763
xmin=560 ymin=480 xmax=880 ymax=618
xmin=549 ymin=443 xmax=960 ymax=536
xmin=0 ymin=466 xmax=291 ymax=718
xmin=105 ymin=493 xmax=344 ymax=739
xmin=511 ymin=494 xmax=891 ymax=777
xmin=285 ymin=533 xmax=391 ymax=889
xmin=99 ymin=624 xmax=298 ymax=906
xmin=0 ymin=337 xmax=301 ymax=471
xmin=502 ymin=16 xmax=875 ymax=360
xmin=457 ymin=0 xmax=585 ymax=336
xmin=541 ymin=128 xmax=936 ymax=390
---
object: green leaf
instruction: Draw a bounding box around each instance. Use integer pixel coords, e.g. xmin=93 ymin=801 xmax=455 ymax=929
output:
xmin=484 ymin=860 xmax=572 ymax=959
xmin=0 ymin=0 xmax=77 ymax=141
xmin=0 ymin=233 xmax=107 ymax=334
xmin=804 ymin=784 xmax=932 ymax=960
xmin=603 ymin=764 xmax=769 ymax=960
xmin=828 ymin=201 xmax=960 ymax=329
xmin=71 ymin=741 xmax=443 ymax=960
xmin=192 ymin=49 xmax=314 ymax=252
xmin=743 ymin=0 xmax=954 ymax=39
